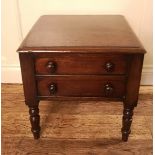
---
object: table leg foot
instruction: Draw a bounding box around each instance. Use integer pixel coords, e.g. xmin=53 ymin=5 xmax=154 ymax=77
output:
xmin=121 ymin=106 xmax=134 ymax=142
xmin=29 ymin=106 xmax=41 ymax=139
xmin=122 ymin=130 xmax=131 ymax=142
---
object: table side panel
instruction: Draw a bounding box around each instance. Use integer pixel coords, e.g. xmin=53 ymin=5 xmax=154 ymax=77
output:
xmin=19 ymin=53 xmax=39 ymax=106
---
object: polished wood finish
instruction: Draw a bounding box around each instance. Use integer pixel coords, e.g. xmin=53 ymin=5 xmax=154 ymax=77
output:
xmin=124 ymin=54 xmax=144 ymax=107
xmin=17 ymin=15 xmax=145 ymax=141
xmin=37 ymin=76 xmax=125 ymax=98
xmin=121 ymin=106 xmax=134 ymax=141
xmin=35 ymin=53 xmax=128 ymax=75
xmin=29 ymin=106 xmax=40 ymax=139
xmin=19 ymin=53 xmax=38 ymax=106
xmin=121 ymin=54 xmax=144 ymax=140
xmin=17 ymin=15 xmax=145 ymax=52
xmin=2 ymin=84 xmax=152 ymax=154
xmin=37 ymin=75 xmax=126 ymax=98
xmin=19 ymin=53 xmax=40 ymax=138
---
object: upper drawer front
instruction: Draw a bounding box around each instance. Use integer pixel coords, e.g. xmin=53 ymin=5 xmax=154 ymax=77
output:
xmin=35 ymin=54 xmax=128 ymax=75
xmin=37 ymin=76 xmax=126 ymax=98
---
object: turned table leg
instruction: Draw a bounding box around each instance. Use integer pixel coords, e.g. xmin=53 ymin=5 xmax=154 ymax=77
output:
xmin=19 ymin=53 xmax=41 ymax=139
xmin=121 ymin=54 xmax=144 ymax=141
xmin=121 ymin=105 xmax=134 ymax=141
xmin=29 ymin=106 xmax=41 ymax=139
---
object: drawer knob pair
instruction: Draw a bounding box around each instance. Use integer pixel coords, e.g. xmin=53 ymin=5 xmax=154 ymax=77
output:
xmin=104 ymin=83 xmax=114 ymax=97
xmin=105 ymin=62 xmax=114 ymax=72
xmin=49 ymin=83 xmax=114 ymax=97
xmin=47 ymin=61 xmax=114 ymax=73
xmin=47 ymin=61 xmax=56 ymax=73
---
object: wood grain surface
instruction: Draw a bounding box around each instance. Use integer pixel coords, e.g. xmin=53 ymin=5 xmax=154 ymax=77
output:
xmin=35 ymin=53 xmax=127 ymax=75
xmin=2 ymin=84 xmax=152 ymax=155
xmin=37 ymin=75 xmax=126 ymax=98
xmin=17 ymin=15 xmax=145 ymax=53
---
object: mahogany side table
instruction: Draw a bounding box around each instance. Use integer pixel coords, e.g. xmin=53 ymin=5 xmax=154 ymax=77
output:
xmin=17 ymin=15 xmax=146 ymax=141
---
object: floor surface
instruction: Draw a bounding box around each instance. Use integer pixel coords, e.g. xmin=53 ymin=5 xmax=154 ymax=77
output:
xmin=2 ymin=84 xmax=153 ymax=155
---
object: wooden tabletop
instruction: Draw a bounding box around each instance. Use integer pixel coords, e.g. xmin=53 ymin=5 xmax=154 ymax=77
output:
xmin=17 ymin=15 xmax=145 ymax=53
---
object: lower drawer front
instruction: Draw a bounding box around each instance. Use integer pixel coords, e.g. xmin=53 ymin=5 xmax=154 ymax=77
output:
xmin=37 ymin=76 xmax=126 ymax=98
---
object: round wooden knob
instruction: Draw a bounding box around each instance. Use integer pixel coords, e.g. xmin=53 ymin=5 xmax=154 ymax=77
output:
xmin=104 ymin=83 xmax=114 ymax=97
xmin=46 ymin=61 xmax=56 ymax=73
xmin=105 ymin=62 xmax=114 ymax=72
xmin=49 ymin=83 xmax=57 ymax=94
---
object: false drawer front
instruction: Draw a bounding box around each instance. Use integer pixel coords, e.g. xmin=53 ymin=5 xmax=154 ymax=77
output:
xmin=35 ymin=54 xmax=128 ymax=75
xmin=37 ymin=76 xmax=126 ymax=98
